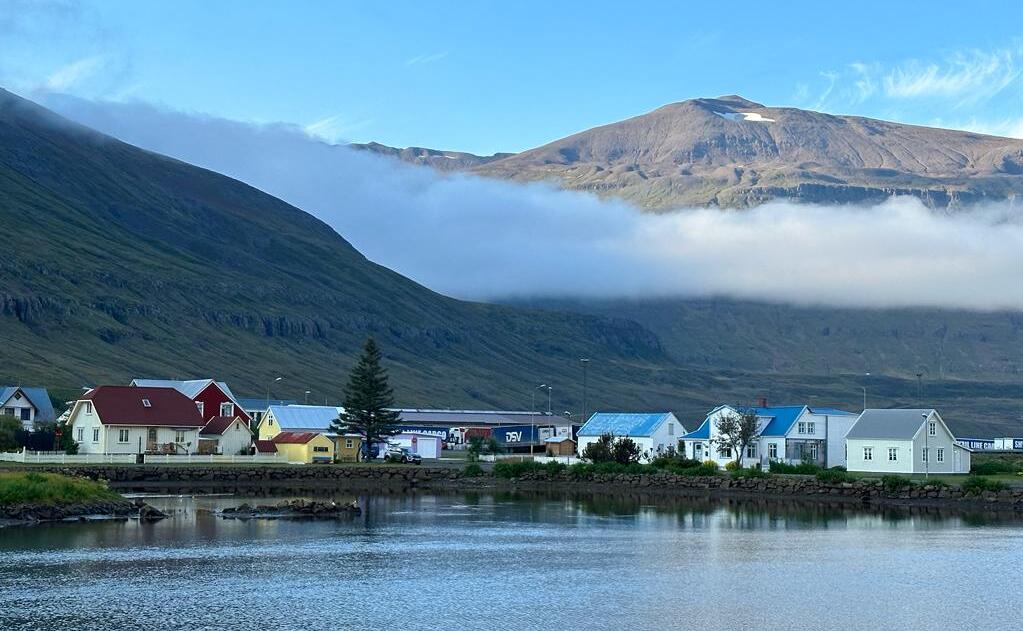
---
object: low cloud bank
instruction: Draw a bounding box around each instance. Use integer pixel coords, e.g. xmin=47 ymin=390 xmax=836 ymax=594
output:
xmin=38 ymin=92 xmax=1023 ymax=310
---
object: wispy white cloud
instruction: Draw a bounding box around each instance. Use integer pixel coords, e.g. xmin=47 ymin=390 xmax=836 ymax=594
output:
xmin=304 ymin=113 xmax=375 ymax=142
xmin=44 ymin=54 xmax=106 ymax=91
xmin=405 ymin=51 xmax=448 ymax=67
xmin=881 ymin=48 xmax=1020 ymax=104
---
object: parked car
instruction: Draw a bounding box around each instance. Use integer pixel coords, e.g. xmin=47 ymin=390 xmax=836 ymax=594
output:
xmin=385 ymin=446 xmax=422 ymax=464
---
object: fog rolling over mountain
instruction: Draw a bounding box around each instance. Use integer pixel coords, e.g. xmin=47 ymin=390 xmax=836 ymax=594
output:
xmin=379 ymin=95 xmax=1023 ymax=210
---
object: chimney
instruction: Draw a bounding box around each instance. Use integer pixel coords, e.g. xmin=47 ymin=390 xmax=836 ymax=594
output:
xmin=756 ymin=396 xmax=767 ymax=408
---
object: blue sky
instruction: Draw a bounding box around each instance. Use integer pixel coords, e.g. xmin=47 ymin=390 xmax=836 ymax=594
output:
xmin=3 ymin=0 xmax=1023 ymax=154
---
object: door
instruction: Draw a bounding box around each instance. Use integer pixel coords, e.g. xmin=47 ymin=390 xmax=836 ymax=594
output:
xmin=147 ymin=428 xmax=158 ymax=451
xmin=694 ymin=443 xmax=703 ymax=460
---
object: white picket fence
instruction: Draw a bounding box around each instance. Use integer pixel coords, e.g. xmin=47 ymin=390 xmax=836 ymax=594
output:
xmin=142 ymin=453 xmax=285 ymax=465
xmin=478 ymin=454 xmax=581 ymax=465
xmin=0 ymin=449 xmax=137 ymax=464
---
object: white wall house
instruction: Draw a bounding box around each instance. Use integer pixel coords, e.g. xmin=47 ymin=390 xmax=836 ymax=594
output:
xmin=1 ymin=386 xmax=56 ymax=431
xmin=198 ymin=416 xmax=252 ymax=455
xmin=682 ymin=405 xmax=858 ymax=469
xmin=577 ymin=412 xmax=684 ymax=462
xmin=845 ymin=409 xmax=971 ymax=475
xmin=69 ymin=385 xmax=205 ymax=455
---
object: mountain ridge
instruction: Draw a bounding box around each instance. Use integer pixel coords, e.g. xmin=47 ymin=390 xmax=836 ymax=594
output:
xmin=360 ymin=95 xmax=1023 ymax=209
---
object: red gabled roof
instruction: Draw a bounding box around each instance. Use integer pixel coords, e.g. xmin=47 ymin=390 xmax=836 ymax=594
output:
xmin=200 ymin=415 xmax=249 ymax=436
xmin=272 ymin=431 xmax=321 ymax=445
xmin=83 ymin=386 xmax=204 ymax=427
xmin=253 ymin=439 xmax=277 ymax=453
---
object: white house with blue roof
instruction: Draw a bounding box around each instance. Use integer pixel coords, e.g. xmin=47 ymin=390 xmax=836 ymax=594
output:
xmin=257 ymin=404 xmax=344 ymax=440
xmin=682 ymin=404 xmax=857 ymax=469
xmin=1 ymin=386 xmax=55 ymax=431
xmin=577 ymin=412 xmax=684 ymax=462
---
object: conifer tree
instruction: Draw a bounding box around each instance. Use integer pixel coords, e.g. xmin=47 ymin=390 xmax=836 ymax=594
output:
xmin=331 ymin=337 xmax=401 ymax=460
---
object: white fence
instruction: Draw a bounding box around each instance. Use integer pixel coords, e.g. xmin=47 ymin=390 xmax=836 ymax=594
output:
xmin=478 ymin=454 xmax=581 ymax=465
xmin=0 ymin=449 xmax=137 ymax=464
xmin=142 ymin=453 xmax=285 ymax=465
xmin=531 ymin=456 xmax=581 ymax=465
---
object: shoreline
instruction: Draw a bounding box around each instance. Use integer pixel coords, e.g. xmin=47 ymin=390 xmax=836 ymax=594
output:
xmin=4 ymin=463 xmax=1022 ymax=515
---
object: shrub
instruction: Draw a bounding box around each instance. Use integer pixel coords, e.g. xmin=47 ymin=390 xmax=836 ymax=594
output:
xmin=816 ymin=469 xmax=852 ymax=484
xmin=724 ymin=460 xmax=741 ymax=472
xmin=971 ymin=461 xmax=1019 ymax=476
xmin=768 ymin=461 xmax=822 ymax=475
xmin=676 ymin=463 xmax=720 ymax=477
xmin=492 ymin=461 xmax=555 ymax=479
xmin=702 ymin=460 xmax=719 ymax=470
xmin=582 ymin=434 xmax=642 ymax=465
xmin=650 ymin=454 xmax=701 ymax=470
xmin=462 ymin=463 xmax=484 ymax=477
xmin=731 ymin=467 xmax=768 ymax=479
xmin=0 ymin=472 xmax=121 ymax=505
xmin=961 ymin=476 xmax=1009 ymax=495
xmin=881 ymin=475 xmax=914 ymax=491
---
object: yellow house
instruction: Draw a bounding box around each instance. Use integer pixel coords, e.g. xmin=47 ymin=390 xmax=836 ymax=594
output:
xmin=272 ymin=431 xmax=334 ymax=463
xmin=334 ymin=434 xmax=363 ymax=462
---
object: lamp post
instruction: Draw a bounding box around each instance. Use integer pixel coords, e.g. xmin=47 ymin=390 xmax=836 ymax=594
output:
xmin=265 ymin=376 xmax=282 ymax=426
xmin=305 ymin=390 xmax=311 ymax=404
xmin=922 ymin=412 xmax=930 ymax=479
xmin=862 ymin=372 xmax=871 ymax=411
xmin=533 ymin=384 xmax=551 ymax=458
xmin=580 ymin=358 xmax=590 ymax=423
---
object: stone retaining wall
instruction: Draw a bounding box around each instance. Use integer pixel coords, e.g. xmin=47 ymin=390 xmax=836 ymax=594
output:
xmin=5 ymin=464 xmax=1021 ymax=511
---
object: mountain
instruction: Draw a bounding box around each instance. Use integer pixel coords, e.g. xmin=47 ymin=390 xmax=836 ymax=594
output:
xmin=0 ymin=88 xmax=666 ymax=411
xmin=349 ymin=141 xmax=511 ymax=171
xmin=372 ymin=95 xmax=1023 ymax=209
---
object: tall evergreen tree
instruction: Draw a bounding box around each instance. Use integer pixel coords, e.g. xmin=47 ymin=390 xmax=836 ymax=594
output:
xmin=331 ymin=337 xmax=401 ymax=460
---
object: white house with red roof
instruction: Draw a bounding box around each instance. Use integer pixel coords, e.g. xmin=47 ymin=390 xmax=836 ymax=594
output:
xmin=68 ymin=386 xmax=205 ymax=455
xmin=198 ymin=415 xmax=253 ymax=455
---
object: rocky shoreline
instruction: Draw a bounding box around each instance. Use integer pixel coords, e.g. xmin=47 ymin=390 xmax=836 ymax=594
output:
xmin=219 ymin=498 xmax=361 ymax=519
xmin=0 ymin=497 xmax=167 ymax=528
xmin=4 ymin=464 xmax=1022 ymax=514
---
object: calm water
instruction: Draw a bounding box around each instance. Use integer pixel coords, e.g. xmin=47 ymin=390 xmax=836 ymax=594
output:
xmin=1 ymin=492 xmax=1022 ymax=630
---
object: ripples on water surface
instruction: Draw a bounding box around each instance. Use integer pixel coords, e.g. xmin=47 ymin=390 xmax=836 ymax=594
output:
xmin=1 ymin=493 xmax=1022 ymax=630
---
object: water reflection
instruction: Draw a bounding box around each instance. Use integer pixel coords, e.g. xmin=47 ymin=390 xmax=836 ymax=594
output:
xmin=2 ymin=492 xmax=1022 ymax=631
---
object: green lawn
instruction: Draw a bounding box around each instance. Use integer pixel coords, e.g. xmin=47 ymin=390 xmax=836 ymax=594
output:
xmin=0 ymin=472 xmax=122 ymax=506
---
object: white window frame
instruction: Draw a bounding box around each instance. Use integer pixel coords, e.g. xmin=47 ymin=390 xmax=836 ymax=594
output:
xmin=92 ymin=428 xmax=100 ymax=443
xmin=345 ymin=438 xmax=354 ymax=449
xmin=929 ymin=421 xmax=936 ymax=436
xmin=936 ymin=447 xmax=945 ymax=463
xmin=220 ymin=402 xmax=233 ymax=417
xmin=809 ymin=443 xmax=819 ymax=460
xmin=118 ymin=429 xmax=130 ymax=443
xmin=196 ymin=401 xmax=204 ymax=416
xmin=768 ymin=443 xmax=778 ymax=459
xmin=888 ymin=447 xmax=898 ymax=462
xmin=142 ymin=398 xmax=152 ymax=408
xmin=922 ymin=447 xmax=929 ymax=463
xmin=718 ymin=446 xmax=732 ymax=459
xmin=797 ymin=422 xmax=806 ymax=434
xmin=863 ymin=446 xmax=873 ymax=461
xmin=175 ymin=430 xmax=186 ymax=444
xmin=806 ymin=421 xmax=816 ymax=434
xmin=76 ymin=428 xmax=84 ymax=442
xmin=746 ymin=443 xmax=757 ymax=458
xmin=85 ymin=402 xmax=93 ymax=415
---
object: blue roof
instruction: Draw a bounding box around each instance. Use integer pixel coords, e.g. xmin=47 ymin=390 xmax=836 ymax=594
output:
xmin=753 ymin=406 xmax=807 ymax=437
xmin=578 ymin=412 xmax=674 ymax=438
xmin=267 ymin=405 xmax=342 ymax=431
xmin=682 ymin=418 xmax=710 ymax=440
xmin=0 ymin=386 xmax=55 ymax=423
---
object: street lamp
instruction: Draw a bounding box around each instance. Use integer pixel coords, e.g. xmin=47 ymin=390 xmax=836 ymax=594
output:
xmin=532 ymin=384 xmax=551 ymax=457
xmin=265 ymin=376 xmax=283 ymax=409
xmin=305 ymin=389 xmax=311 ymax=404
xmin=580 ymin=358 xmax=590 ymax=422
xmin=922 ymin=412 xmax=930 ymax=479
xmin=862 ymin=372 xmax=871 ymax=411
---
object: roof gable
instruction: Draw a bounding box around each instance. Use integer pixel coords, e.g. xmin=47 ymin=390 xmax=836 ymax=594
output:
xmin=578 ymin=412 xmax=676 ymax=437
xmin=0 ymin=386 xmax=55 ymax=422
xmin=267 ymin=405 xmax=342 ymax=430
xmin=200 ymin=415 xmax=251 ymax=436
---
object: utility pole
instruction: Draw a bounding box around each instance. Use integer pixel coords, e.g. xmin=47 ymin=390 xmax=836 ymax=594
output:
xmin=862 ymin=372 xmax=870 ymax=411
xmin=915 ymin=373 xmax=923 ymax=404
xmin=922 ymin=412 xmax=930 ymax=479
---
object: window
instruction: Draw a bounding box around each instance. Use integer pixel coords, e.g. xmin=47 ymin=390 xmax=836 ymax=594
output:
xmin=196 ymin=401 xmax=204 ymax=416
xmin=220 ymin=402 xmax=233 ymax=417
xmin=85 ymin=402 xmax=93 ymax=415
xmin=806 ymin=422 xmax=816 ymax=434
xmin=313 ymin=446 xmax=329 ymax=453
xmin=797 ymin=422 xmax=806 ymax=434
xmin=141 ymin=398 xmax=151 ymax=408
xmin=345 ymin=439 xmax=354 ymax=449
xmin=863 ymin=446 xmax=874 ymax=461
xmin=118 ymin=429 xmax=130 ymax=443
xmin=76 ymin=428 xmax=84 ymax=442
xmin=809 ymin=444 xmax=819 ymax=460
xmin=20 ymin=408 xmax=31 ymax=421
xmin=929 ymin=422 xmax=936 ymax=436
xmin=175 ymin=430 xmax=186 ymax=444
xmin=922 ymin=447 xmax=929 ymax=463
xmin=2 ymin=407 xmax=12 ymax=416
xmin=92 ymin=428 xmax=100 ymax=443
xmin=888 ymin=447 xmax=898 ymax=462
xmin=937 ymin=448 xmax=945 ymax=463
xmin=746 ymin=443 xmax=757 ymax=458
xmin=768 ymin=443 xmax=778 ymax=459
xmin=668 ymin=422 xmax=674 ymax=436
